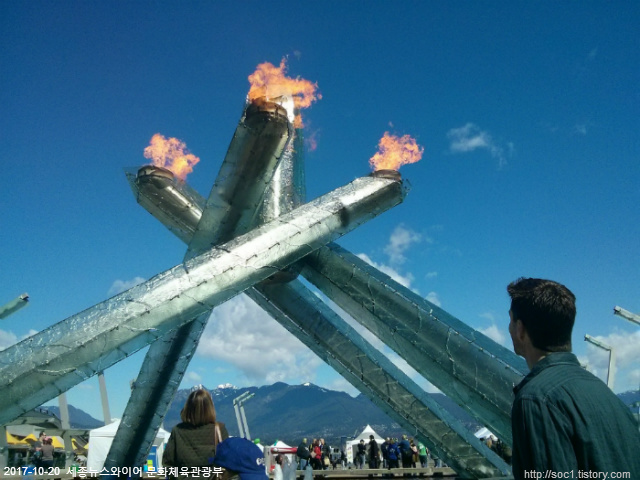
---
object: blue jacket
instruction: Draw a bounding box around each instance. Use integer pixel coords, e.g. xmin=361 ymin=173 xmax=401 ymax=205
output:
xmin=387 ymin=442 xmax=399 ymax=461
xmin=398 ymin=439 xmax=411 ymax=459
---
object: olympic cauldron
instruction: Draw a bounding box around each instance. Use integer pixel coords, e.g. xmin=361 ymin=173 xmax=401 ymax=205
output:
xmin=0 ymin=95 xmax=527 ymax=479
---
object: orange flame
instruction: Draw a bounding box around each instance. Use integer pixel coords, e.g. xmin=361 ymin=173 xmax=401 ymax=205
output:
xmin=369 ymin=132 xmax=423 ymax=171
xmin=143 ymin=134 xmax=200 ymax=180
xmin=248 ymin=58 xmax=321 ymax=128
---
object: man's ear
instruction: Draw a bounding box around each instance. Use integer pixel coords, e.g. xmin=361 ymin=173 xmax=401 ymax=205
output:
xmin=515 ymin=318 xmax=528 ymax=344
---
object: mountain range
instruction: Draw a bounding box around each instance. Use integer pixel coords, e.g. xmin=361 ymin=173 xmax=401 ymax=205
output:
xmin=45 ymin=383 xmax=640 ymax=447
xmin=163 ymin=382 xmax=483 ymax=446
xmin=40 ymin=404 xmax=105 ymax=430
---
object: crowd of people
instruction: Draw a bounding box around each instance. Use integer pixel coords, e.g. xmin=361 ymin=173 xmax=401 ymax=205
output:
xmin=160 ymin=388 xmax=440 ymax=478
xmin=295 ymin=434 xmax=436 ymax=471
xmin=295 ymin=437 xmax=341 ymax=470
xmin=373 ymin=435 xmax=433 ymax=470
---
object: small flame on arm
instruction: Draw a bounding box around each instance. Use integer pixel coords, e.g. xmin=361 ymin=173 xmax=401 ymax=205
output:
xmin=369 ymin=132 xmax=423 ymax=172
xmin=143 ymin=134 xmax=200 ymax=180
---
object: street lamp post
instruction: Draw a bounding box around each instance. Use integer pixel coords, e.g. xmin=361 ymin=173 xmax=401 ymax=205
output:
xmin=0 ymin=293 xmax=29 ymax=320
xmin=98 ymin=371 xmax=112 ymax=424
xmin=233 ymin=392 xmax=254 ymax=440
xmin=613 ymin=306 xmax=640 ymax=327
xmin=584 ymin=334 xmax=616 ymax=390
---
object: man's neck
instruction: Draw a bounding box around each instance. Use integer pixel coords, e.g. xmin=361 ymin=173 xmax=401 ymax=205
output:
xmin=524 ymin=347 xmax=572 ymax=370
xmin=523 ymin=345 xmax=552 ymax=370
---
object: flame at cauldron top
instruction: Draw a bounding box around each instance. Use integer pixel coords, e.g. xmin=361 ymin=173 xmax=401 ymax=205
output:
xmin=248 ymin=58 xmax=321 ymax=128
xmin=369 ymin=132 xmax=423 ymax=172
xmin=143 ymin=134 xmax=200 ymax=180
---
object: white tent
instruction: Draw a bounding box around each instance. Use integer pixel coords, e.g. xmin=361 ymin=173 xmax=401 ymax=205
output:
xmin=266 ymin=440 xmax=297 ymax=473
xmin=345 ymin=425 xmax=384 ymax=466
xmin=473 ymin=427 xmax=494 ymax=439
xmin=86 ymin=420 xmax=169 ymax=472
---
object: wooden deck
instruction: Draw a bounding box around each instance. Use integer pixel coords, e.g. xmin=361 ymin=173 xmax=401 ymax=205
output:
xmin=275 ymin=467 xmax=458 ymax=478
xmin=3 ymin=467 xmax=458 ymax=480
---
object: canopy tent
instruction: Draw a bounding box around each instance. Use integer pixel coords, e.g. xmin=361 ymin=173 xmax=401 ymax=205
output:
xmin=473 ymin=427 xmax=495 ymax=440
xmin=50 ymin=436 xmax=65 ymax=449
xmin=345 ymin=425 xmax=384 ymax=466
xmin=266 ymin=440 xmax=297 ymax=472
xmin=72 ymin=438 xmax=88 ymax=454
xmin=6 ymin=432 xmax=29 ymax=445
xmin=87 ymin=420 xmax=168 ymax=472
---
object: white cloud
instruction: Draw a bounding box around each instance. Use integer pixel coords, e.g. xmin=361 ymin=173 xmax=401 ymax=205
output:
xmin=573 ymin=122 xmax=593 ymax=136
xmin=383 ymin=225 xmax=423 ymax=264
xmin=480 ymin=312 xmax=497 ymax=323
xmin=418 ymin=378 xmax=441 ymax=394
xmin=356 ymin=253 xmax=414 ymax=289
xmin=447 ymin=123 xmax=511 ymax=167
xmin=319 ymin=294 xmax=388 ymax=353
xmin=448 ymin=124 xmax=492 ymax=152
xmin=0 ymin=330 xmax=18 ymax=351
xmin=197 ymin=294 xmax=323 ymax=385
xmin=425 ymin=292 xmax=441 ymax=307
xmin=184 ymin=371 xmax=202 ymax=384
xmin=477 ymin=324 xmax=508 ymax=348
xmin=383 ymin=349 xmax=441 ymax=394
xmin=0 ymin=328 xmax=38 ymax=351
xmin=425 ymin=271 xmax=438 ymax=279
xmin=324 ymin=376 xmax=359 ymax=397
xmin=585 ymin=331 xmax=640 ymax=370
xmin=582 ymin=330 xmax=640 ymax=392
xmin=75 ymin=383 xmax=95 ymax=391
xmin=320 ymin=293 xmax=444 ymax=396
xmin=386 ymin=350 xmax=421 ymax=380
xmin=108 ymin=276 xmax=146 ymax=296
xmin=476 ymin=312 xmax=510 ymax=348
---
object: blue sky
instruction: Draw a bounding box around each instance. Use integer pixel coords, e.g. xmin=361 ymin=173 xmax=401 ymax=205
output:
xmin=1 ymin=2 xmax=638 ymax=423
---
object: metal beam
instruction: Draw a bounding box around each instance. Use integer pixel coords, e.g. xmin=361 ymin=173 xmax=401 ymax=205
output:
xmin=120 ymin=158 xmax=516 ymax=476
xmin=184 ymin=97 xmax=293 ymax=261
xmin=248 ymin=280 xmax=511 ymax=479
xmin=107 ymin=97 xmax=294 ymax=473
xmin=106 ymin=122 xmax=306 ymax=474
xmin=300 ymin=243 xmax=527 ymax=445
xmin=0 ymin=173 xmax=405 ymax=426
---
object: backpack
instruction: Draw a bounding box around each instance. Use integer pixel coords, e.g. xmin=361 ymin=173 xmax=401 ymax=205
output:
xmin=402 ymin=449 xmax=413 ymax=461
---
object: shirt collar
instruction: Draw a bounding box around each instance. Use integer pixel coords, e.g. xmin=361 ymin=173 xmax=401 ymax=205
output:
xmin=513 ymin=352 xmax=579 ymax=394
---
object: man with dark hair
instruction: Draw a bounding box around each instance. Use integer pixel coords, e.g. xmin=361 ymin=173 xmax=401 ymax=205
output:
xmin=296 ymin=438 xmax=310 ymax=471
xmin=507 ymin=278 xmax=640 ymax=480
xmin=356 ymin=439 xmax=366 ymax=469
xmin=368 ymin=434 xmax=380 ymax=469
